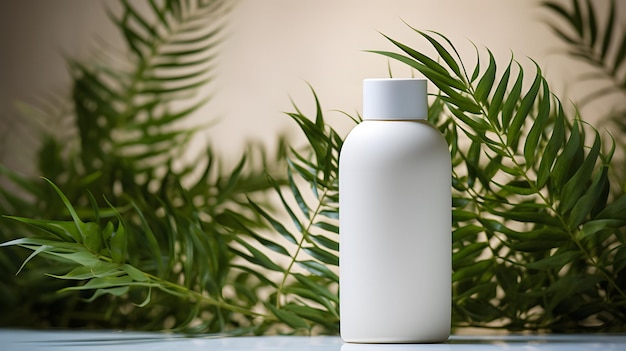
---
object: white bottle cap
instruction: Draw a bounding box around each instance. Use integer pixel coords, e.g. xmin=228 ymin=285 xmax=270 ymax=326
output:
xmin=363 ymin=78 xmax=428 ymax=120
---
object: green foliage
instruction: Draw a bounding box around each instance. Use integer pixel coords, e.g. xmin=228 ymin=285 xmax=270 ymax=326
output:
xmin=373 ymin=25 xmax=626 ymax=331
xmin=2 ymin=0 xmax=626 ymax=335
xmin=543 ymin=0 xmax=626 ymax=106
xmin=0 ymin=0 xmax=289 ymax=332
xmin=542 ymin=0 xmax=626 ymax=192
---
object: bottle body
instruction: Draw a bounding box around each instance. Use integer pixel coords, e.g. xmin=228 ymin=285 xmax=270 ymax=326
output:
xmin=339 ymin=119 xmax=451 ymax=343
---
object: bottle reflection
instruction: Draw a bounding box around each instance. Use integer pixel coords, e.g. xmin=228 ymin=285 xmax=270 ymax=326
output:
xmin=341 ymin=342 xmax=451 ymax=351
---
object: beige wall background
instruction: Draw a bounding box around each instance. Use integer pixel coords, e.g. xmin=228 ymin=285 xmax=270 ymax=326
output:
xmin=0 ymin=0 xmax=621 ymax=174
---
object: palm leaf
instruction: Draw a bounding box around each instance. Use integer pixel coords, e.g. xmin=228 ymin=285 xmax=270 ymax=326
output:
xmin=379 ymin=27 xmax=626 ymax=331
xmin=542 ymin=0 xmax=626 ymax=196
xmin=542 ymin=0 xmax=626 ymax=106
xmin=231 ymin=88 xmax=341 ymax=334
xmin=0 ymin=0 xmax=289 ymax=333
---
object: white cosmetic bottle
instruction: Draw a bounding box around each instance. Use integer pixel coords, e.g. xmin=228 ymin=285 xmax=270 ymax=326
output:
xmin=339 ymin=78 xmax=451 ymax=343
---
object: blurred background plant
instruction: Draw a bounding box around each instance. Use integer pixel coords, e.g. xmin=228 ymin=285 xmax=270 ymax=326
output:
xmin=1 ymin=0 xmax=626 ymax=335
xmin=542 ymin=0 xmax=626 ymax=191
xmin=0 ymin=0 xmax=292 ymax=332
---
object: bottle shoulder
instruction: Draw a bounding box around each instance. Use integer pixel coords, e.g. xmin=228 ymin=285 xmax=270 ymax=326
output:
xmin=342 ymin=120 xmax=447 ymax=152
xmin=340 ymin=120 xmax=450 ymax=169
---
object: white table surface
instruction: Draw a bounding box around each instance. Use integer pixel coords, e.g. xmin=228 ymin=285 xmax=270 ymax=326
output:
xmin=2 ymin=330 xmax=626 ymax=350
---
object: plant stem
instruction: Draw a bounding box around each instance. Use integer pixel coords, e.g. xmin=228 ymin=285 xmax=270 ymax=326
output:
xmin=144 ymin=272 xmax=271 ymax=319
xmin=275 ymin=186 xmax=330 ymax=309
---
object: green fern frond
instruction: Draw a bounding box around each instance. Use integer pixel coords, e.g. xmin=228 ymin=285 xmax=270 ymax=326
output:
xmin=72 ymin=0 xmax=229 ymax=180
xmin=0 ymin=0 xmax=290 ymax=332
xmin=542 ymin=0 xmax=626 ymax=206
xmin=230 ymin=87 xmax=342 ymax=334
xmin=543 ymin=0 xmax=626 ymax=106
xmin=378 ymin=27 xmax=626 ymax=331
